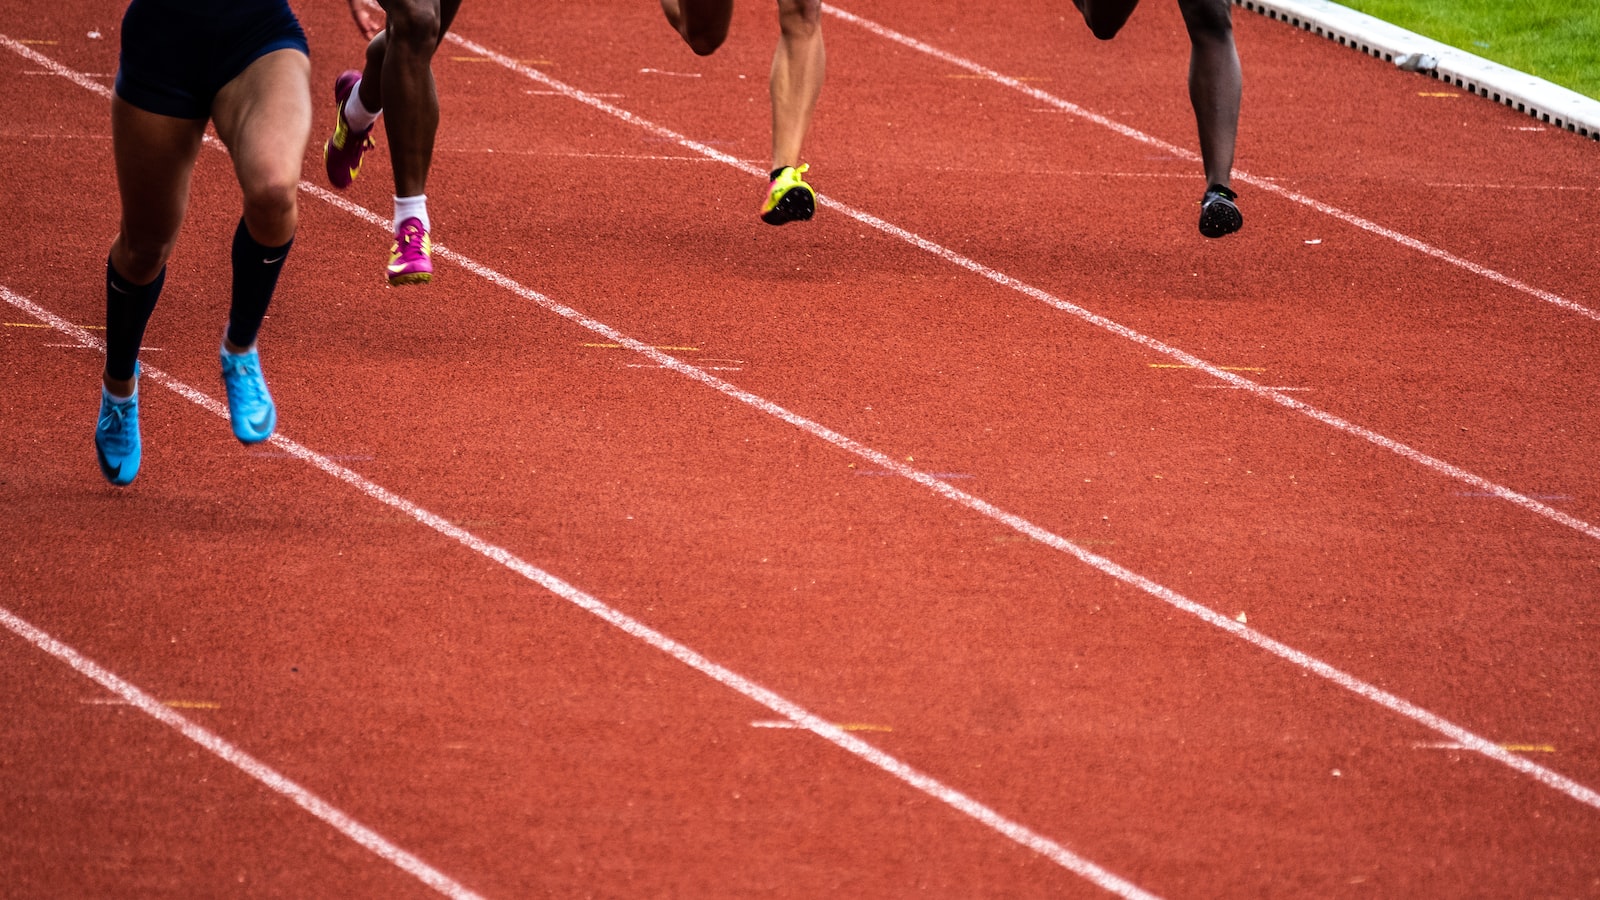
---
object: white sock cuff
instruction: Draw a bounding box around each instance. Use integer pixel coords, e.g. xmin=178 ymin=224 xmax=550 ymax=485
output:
xmin=394 ymin=195 xmax=430 ymax=232
xmin=343 ymin=81 xmax=381 ymax=132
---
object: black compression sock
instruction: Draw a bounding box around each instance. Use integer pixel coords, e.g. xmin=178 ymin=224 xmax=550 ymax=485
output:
xmin=105 ymin=255 xmax=164 ymax=382
xmin=226 ymin=217 xmax=292 ymax=349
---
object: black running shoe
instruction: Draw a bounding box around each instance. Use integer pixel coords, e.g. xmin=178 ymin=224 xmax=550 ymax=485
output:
xmin=1198 ymin=184 xmax=1243 ymax=238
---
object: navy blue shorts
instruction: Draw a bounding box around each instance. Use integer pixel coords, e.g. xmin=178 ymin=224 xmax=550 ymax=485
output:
xmin=115 ymin=0 xmax=309 ymax=120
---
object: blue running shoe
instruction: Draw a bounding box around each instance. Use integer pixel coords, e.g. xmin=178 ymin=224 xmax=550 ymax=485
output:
xmin=95 ymin=373 xmax=141 ymax=486
xmin=220 ymin=347 xmax=277 ymax=444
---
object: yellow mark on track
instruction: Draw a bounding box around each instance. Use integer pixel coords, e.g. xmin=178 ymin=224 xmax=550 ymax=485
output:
xmin=583 ymin=342 xmax=700 ymax=351
xmin=1149 ymin=363 xmax=1265 ymax=372
xmin=1418 ymin=92 xmax=1458 ymax=97
xmin=20 ymin=40 xmax=58 ymax=45
xmin=1502 ymin=744 xmax=1557 ymax=753
xmin=5 ymin=322 xmax=103 ymax=329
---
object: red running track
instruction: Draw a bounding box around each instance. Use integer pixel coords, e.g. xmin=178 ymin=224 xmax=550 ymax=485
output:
xmin=2 ymin=0 xmax=1598 ymax=896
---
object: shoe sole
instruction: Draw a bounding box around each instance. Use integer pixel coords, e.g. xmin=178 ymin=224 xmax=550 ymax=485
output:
xmin=1199 ymin=199 xmax=1243 ymax=238
xmin=388 ymin=271 xmax=433 ymax=286
xmin=326 ymin=71 xmax=365 ymax=191
xmin=761 ymin=186 xmax=816 ymax=226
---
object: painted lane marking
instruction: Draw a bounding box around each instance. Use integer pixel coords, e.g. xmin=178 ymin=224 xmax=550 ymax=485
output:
xmin=525 ymin=90 xmax=624 ymax=98
xmin=1427 ymin=182 xmax=1595 ymax=192
xmin=1456 ymin=491 xmax=1572 ymax=501
xmin=6 ymin=321 xmax=103 ymax=328
xmin=251 ymin=451 xmax=375 ymax=461
xmin=451 ymin=56 xmax=552 ymax=65
xmin=1 ymin=287 xmax=1156 ymax=900
xmin=265 ymin=185 xmax=1600 ymax=819
xmin=13 ymin=35 xmax=1600 ymax=873
xmin=639 ymin=68 xmax=701 ymax=78
xmin=438 ymin=149 xmax=725 ymax=162
xmin=627 ymin=363 xmax=743 ymax=371
xmin=753 ymin=720 xmax=894 ymax=732
xmin=274 ymin=39 xmax=1600 ymax=816
xmin=855 ymin=470 xmax=974 ymax=479
xmin=585 ymin=342 xmax=700 ymax=351
xmin=82 ymin=698 xmax=221 ymax=710
xmin=45 ymin=343 xmax=160 ymax=350
xmin=0 ymin=606 xmax=480 ymax=899
xmin=1149 ymin=364 xmax=1265 ymax=372
xmin=821 ymin=5 xmax=1600 ymax=325
xmin=1416 ymin=742 xmax=1556 ymax=753
xmin=434 ymin=33 xmax=1600 ymax=548
xmin=1197 ymin=385 xmax=1311 ymax=392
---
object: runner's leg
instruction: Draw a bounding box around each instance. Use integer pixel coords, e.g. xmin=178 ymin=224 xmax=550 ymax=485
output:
xmin=1177 ymin=0 xmax=1241 ymax=189
xmin=663 ymin=0 xmax=735 ymax=55
xmin=1074 ymin=0 xmax=1142 ymax=40
xmin=770 ymin=0 xmax=823 ymax=171
xmin=211 ymin=47 xmax=312 ymax=351
xmin=105 ymin=97 xmax=206 ymax=395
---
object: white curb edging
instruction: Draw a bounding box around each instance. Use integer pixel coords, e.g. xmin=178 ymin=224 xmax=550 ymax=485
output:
xmin=1235 ymin=0 xmax=1600 ymax=140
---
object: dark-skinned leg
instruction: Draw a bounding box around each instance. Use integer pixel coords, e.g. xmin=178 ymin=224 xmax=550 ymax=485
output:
xmin=1074 ymin=0 xmax=1141 ymax=40
xmin=661 ymin=0 xmax=734 ymax=56
xmin=368 ymin=0 xmax=455 ymax=198
xmin=1178 ymin=0 xmax=1240 ymax=190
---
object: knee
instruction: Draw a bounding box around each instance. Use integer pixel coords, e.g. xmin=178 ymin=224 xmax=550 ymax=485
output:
xmin=114 ymin=236 xmax=173 ymax=284
xmin=1179 ymin=0 xmax=1233 ymax=41
xmin=778 ymin=0 xmax=822 ymax=37
xmin=683 ymin=23 xmax=728 ymax=55
xmin=241 ymin=177 xmax=299 ymax=236
xmin=364 ymin=30 xmax=389 ymax=69
xmin=1087 ymin=21 xmax=1123 ymax=40
xmin=384 ymin=0 xmax=443 ymax=51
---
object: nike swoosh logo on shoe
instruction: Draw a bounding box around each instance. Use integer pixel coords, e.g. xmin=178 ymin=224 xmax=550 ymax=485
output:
xmin=263 ymin=255 xmax=286 ymax=264
xmin=96 ymin=446 xmax=122 ymax=481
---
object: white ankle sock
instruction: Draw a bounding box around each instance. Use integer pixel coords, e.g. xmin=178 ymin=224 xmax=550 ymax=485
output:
xmin=394 ymin=195 xmax=430 ymax=232
xmin=343 ymin=81 xmax=380 ymax=132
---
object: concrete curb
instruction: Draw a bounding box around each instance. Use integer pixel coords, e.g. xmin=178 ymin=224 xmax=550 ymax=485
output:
xmin=1234 ymin=0 xmax=1600 ymax=140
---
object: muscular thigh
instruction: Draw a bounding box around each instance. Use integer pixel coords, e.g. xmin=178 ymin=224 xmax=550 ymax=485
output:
xmin=111 ymin=96 xmax=206 ymax=253
xmin=211 ymin=49 xmax=312 ymax=196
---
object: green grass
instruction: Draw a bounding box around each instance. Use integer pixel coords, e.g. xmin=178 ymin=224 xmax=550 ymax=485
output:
xmin=1332 ymin=0 xmax=1600 ymax=101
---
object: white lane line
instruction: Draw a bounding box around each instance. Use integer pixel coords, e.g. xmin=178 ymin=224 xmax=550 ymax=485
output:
xmin=16 ymin=35 xmax=1598 ymax=816
xmin=231 ymin=180 xmax=1600 ymax=817
xmin=11 ymin=30 xmax=1600 ymax=859
xmin=440 ymin=31 xmax=1600 ymax=546
xmin=0 ymin=286 xmax=1153 ymax=900
xmin=0 ymin=605 xmax=481 ymax=900
xmin=821 ymin=6 xmax=1600 ymax=326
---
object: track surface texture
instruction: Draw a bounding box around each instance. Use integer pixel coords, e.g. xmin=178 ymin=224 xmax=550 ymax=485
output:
xmin=3 ymin=0 xmax=1598 ymax=896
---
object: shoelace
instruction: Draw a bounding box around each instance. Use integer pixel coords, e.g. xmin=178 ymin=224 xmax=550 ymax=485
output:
xmin=224 ymin=357 xmax=269 ymax=406
xmin=98 ymin=399 xmax=134 ymax=449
